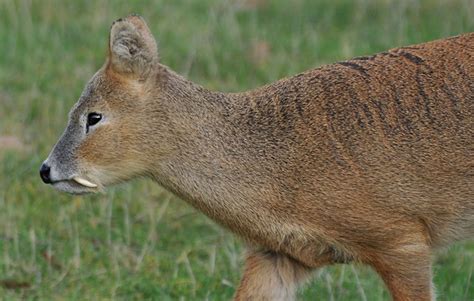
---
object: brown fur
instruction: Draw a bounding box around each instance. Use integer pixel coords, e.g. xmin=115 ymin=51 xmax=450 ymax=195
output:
xmin=46 ymin=16 xmax=474 ymax=300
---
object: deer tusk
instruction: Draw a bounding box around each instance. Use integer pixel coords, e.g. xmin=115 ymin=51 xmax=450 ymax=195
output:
xmin=73 ymin=177 xmax=98 ymax=188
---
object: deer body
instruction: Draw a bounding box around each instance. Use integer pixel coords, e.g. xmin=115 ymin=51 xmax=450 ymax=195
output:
xmin=41 ymin=16 xmax=473 ymax=301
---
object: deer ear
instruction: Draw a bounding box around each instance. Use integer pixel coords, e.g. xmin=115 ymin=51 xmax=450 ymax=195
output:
xmin=108 ymin=15 xmax=158 ymax=78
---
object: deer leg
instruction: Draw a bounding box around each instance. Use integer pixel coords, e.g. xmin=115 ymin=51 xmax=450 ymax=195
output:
xmin=369 ymin=242 xmax=435 ymax=301
xmin=233 ymin=250 xmax=313 ymax=301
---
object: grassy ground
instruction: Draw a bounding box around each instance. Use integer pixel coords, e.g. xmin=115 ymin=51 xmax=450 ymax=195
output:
xmin=0 ymin=0 xmax=473 ymax=300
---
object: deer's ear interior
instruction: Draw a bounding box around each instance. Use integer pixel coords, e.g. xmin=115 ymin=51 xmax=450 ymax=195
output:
xmin=108 ymin=15 xmax=158 ymax=78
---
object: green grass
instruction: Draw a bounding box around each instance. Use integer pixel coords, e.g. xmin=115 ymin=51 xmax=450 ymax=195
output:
xmin=1 ymin=0 xmax=473 ymax=300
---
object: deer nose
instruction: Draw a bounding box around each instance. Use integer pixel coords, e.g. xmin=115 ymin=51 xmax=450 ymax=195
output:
xmin=39 ymin=163 xmax=52 ymax=184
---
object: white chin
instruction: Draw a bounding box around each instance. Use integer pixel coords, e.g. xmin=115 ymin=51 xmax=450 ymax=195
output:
xmin=52 ymin=181 xmax=97 ymax=195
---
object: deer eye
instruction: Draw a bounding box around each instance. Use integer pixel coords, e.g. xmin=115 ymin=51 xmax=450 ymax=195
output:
xmin=86 ymin=112 xmax=102 ymax=132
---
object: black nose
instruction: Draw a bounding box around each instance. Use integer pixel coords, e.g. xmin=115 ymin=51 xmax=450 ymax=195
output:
xmin=40 ymin=163 xmax=52 ymax=184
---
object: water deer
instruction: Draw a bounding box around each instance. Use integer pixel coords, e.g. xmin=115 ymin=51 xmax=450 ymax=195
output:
xmin=40 ymin=15 xmax=473 ymax=301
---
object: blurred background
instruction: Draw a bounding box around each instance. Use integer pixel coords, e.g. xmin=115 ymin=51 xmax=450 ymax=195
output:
xmin=1 ymin=0 xmax=473 ymax=300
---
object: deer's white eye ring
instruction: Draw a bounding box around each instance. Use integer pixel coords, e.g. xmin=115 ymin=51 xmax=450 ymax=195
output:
xmin=86 ymin=112 xmax=102 ymax=133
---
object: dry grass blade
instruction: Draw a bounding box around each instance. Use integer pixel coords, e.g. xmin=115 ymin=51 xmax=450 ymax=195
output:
xmin=0 ymin=279 xmax=31 ymax=290
xmin=0 ymin=136 xmax=25 ymax=151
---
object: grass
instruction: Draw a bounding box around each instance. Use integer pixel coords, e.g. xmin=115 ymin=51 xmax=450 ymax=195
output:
xmin=0 ymin=0 xmax=473 ymax=300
